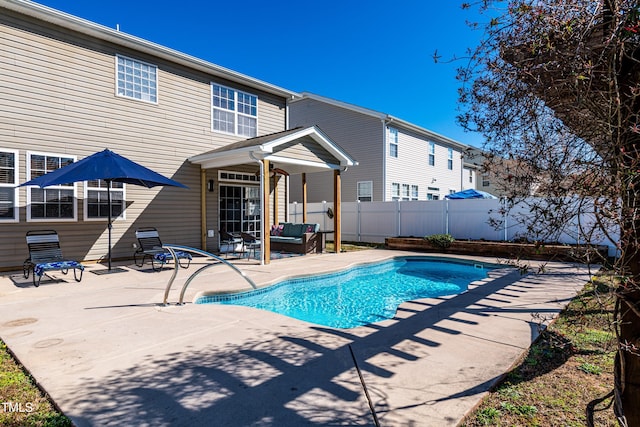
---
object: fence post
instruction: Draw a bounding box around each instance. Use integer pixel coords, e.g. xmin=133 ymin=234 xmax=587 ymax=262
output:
xmin=397 ymin=200 xmax=402 ymax=236
xmin=357 ymin=200 xmax=361 ymax=242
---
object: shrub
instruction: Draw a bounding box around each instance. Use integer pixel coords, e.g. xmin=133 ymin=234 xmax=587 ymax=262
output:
xmin=423 ymin=233 xmax=455 ymax=249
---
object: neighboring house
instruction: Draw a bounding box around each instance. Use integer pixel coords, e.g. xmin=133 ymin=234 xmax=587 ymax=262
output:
xmin=0 ymin=0 xmax=354 ymax=269
xmin=289 ymin=93 xmax=472 ymax=203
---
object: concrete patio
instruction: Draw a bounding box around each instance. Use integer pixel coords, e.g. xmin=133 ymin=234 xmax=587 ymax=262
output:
xmin=0 ymin=249 xmax=594 ymax=426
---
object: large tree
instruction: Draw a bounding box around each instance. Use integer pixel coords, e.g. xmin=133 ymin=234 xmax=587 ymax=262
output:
xmin=457 ymin=1 xmax=640 ymax=424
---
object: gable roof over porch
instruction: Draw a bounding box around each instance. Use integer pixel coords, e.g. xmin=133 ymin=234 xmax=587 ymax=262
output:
xmin=188 ymin=126 xmax=356 ymax=173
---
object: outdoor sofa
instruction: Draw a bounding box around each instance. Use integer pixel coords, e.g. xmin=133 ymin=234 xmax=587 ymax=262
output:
xmin=269 ymin=223 xmax=325 ymax=254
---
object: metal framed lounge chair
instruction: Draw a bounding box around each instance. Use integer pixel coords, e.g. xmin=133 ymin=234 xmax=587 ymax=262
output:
xmin=133 ymin=227 xmax=192 ymax=271
xmin=219 ymin=230 xmax=243 ymax=258
xmin=23 ymin=230 xmax=84 ymax=287
xmin=240 ymin=232 xmax=260 ymax=259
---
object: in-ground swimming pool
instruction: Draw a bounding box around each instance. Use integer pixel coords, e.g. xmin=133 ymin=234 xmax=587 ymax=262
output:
xmin=196 ymin=256 xmax=493 ymax=328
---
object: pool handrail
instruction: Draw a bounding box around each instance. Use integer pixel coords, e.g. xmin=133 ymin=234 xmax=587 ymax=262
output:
xmin=161 ymin=244 xmax=257 ymax=305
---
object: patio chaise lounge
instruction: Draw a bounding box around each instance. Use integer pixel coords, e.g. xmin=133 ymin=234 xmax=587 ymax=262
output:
xmin=23 ymin=230 xmax=84 ymax=287
xmin=134 ymin=227 xmax=192 ymax=271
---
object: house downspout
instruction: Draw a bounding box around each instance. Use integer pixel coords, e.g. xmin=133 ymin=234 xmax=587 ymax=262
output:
xmin=381 ymin=116 xmax=395 ymax=201
xmin=249 ymin=152 xmax=265 ymax=266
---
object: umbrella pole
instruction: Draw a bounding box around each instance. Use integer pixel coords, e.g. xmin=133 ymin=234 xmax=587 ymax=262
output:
xmin=107 ymin=179 xmax=112 ymax=270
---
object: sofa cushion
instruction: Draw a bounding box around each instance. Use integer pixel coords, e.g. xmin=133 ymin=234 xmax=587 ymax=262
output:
xmin=282 ymin=223 xmax=305 ymax=237
xmin=304 ymin=223 xmax=319 ymax=233
xmin=270 ymin=236 xmax=303 ymax=244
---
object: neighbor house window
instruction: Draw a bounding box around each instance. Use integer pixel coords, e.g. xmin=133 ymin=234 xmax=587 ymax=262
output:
xmin=482 ymin=174 xmax=490 ymax=187
xmin=389 ymin=127 xmax=398 ymax=158
xmin=391 ymin=183 xmax=400 ymax=201
xmin=411 ymin=185 xmax=419 ymax=200
xmin=27 ymin=152 xmax=76 ymax=221
xmin=428 ymin=142 xmax=435 ymax=166
xmin=85 ymin=180 xmax=125 ymax=220
xmin=116 ymin=55 xmax=158 ymax=103
xmin=447 ymin=148 xmax=454 ymax=170
xmin=427 ymin=186 xmax=440 ymax=200
xmin=212 ymin=83 xmax=258 ymax=137
xmin=0 ymin=149 xmax=18 ymax=222
xmin=357 ymin=181 xmax=373 ymax=202
xmin=468 ymin=169 xmax=473 ymax=183
xmin=402 ymin=184 xmax=410 ymax=201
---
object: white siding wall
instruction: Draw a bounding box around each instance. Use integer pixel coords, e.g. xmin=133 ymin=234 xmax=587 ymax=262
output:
xmin=385 ymin=127 xmax=463 ymax=201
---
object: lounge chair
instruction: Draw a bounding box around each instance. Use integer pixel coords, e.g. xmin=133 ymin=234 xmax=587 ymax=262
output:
xmin=133 ymin=227 xmax=192 ymax=271
xmin=219 ymin=230 xmax=243 ymax=258
xmin=241 ymin=232 xmax=260 ymax=259
xmin=23 ymin=230 xmax=84 ymax=287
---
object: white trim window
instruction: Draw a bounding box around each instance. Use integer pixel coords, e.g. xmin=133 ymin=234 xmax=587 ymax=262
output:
xmin=116 ymin=55 xmax=158 ymax=103
xmin=357 ymin=181 xmax=373 ymax=202
xmin=391 ymin=182 xmax=400 ymax=201
xmin=212 ymin=83 xmax=258 ymax=137
xmin=0 ymin=149 xmax=18 ymax=222
xmin=84 ymin=180 xmax=126 ymax=221
xmin=27 ymin=152 xmax=77 ymax=221
xmin=428 ymin=142 xmax=435 ymax=166
xmin=411 ymin=185 xmax=419 ymax=201
xmin=402 ymin=184 xmax=410 ymax=201
xmin=389 ymin=127 xmax=398 ymax=158
xmin=448 ymin=147 xmax=454 ymax=170
xmin=468 ymin=169 xmax=474 ymax=183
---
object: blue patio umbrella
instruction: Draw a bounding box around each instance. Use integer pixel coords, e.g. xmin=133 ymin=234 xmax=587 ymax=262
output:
xmin=20 ymin=149 xmax=188 ymax=271
xmin=445 ymin=189 xmax=498 ymax=199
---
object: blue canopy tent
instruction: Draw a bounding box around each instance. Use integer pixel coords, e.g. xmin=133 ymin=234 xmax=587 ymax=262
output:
xmin=20 ymin=149 xmax=188 ymax=272
xmin=445 ymin=189 xmax=498 ymax=199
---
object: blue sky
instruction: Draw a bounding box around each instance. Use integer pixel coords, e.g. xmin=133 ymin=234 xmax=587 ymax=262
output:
xmin=35 ymin=0 xmax=487 ymax=147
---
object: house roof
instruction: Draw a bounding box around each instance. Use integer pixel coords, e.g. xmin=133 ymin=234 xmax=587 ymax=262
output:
xmin=188 ymin=126 xmax=357 ymax=175
xmin=2 ymin=0 xmax=299 ymax=99
xmin=291 ymin=92 xmax=470 ymax=151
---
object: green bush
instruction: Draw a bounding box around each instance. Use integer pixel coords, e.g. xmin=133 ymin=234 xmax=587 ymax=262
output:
xmin=423 ymin=234 xmax=455 ymax=248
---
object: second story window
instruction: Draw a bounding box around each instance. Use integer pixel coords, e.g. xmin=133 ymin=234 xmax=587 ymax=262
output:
xmin=428 ymin=142 xmax=435 ymax=166
xmin=389 ymin=127 xmax=398 ymax=158
xmin=116 ymin=55 xmax=157 ymax=103
xmin=212 ymin=84 xmax=258 ymax=137
xmin=448 ymin=148 xmax=454 ymax=170
xmin=0 ymin=149 xmax=18 ymax=222
xmin=468 ymin=169 xmax=473 ymax=183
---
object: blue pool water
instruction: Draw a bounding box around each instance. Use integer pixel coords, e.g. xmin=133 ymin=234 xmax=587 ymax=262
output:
xmin=196 ymin=257 xmax=492 ymax=328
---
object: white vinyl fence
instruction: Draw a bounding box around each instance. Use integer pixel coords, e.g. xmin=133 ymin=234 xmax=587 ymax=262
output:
xmin=289 ymin=199 xmax=618 ymax=255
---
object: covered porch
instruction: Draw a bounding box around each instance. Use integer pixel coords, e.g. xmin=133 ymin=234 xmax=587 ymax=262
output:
xmin=188 ymin=126 xmax=356 ymax=264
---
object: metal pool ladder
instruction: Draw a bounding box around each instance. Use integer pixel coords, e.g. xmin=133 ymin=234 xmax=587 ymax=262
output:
xmin=160 ymin=245 xmax=257 ymax=306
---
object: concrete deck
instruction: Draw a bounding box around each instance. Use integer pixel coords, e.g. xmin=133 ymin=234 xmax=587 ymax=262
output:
xmin=0 ymin=250 xmax=593 ymax=426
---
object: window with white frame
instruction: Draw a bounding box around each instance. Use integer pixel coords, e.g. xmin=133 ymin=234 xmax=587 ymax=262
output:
xmin=85 ymin=180 xmax=125 ymax=220
xmin=0 ymin=149 xmax=18 ymax=222
xmin=468 ymin=169 xmax=473 ymax=183
xmin=212 ymin=83 xmax=258 ymax=137
xmin=411 ymin=185 xmax=419 ymax=200
xmin=391 ymin=183 xmax=400 ymax=200
xmin=482 ymin=173 xmax=490 ymax=187
xmin=401 ymin=184 xmax=410 ymax=201
xmin=447 ymin=147 xmax=453 ymax=170
xmin=428 ymin=142 xmax=435 ymax=166
xmin=427 ymin=186 xmax=439 ymax=200
xmin=357 ymin=181 xmax=373 ymax=202
xmin=389 ymin=127 xmax=398 ymax=158
xmin=27 ymin=152 xmax=76 ymax=221
xmin=116 ymin=55 xmax=157 ymax=103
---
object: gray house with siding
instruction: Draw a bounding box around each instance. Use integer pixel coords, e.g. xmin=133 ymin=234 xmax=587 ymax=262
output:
xmin=0 ymin=0 xmax=354 ymax=269
xmin=289 ymin=93 xmax=475 ymax=203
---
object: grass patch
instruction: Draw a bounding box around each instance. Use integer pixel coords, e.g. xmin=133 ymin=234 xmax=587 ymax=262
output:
xmin=0 ymin=340 xmax=71 ymax=426
xmin=461 ymin=277 xmax=618 ymax=426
